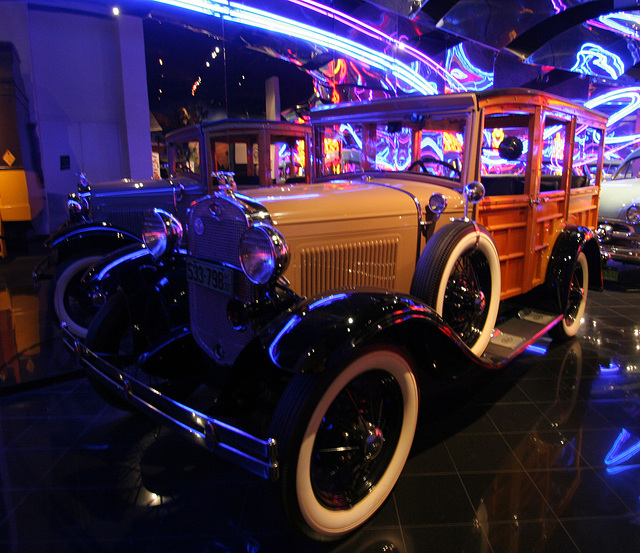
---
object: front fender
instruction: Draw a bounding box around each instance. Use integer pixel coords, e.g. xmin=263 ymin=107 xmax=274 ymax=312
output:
xmin=546 ymin=226 xmax=602 ymax=308
xmin=48 ymin=221 xmax=141 ymax=261
xmin=83 ymin=243 xmax=154 ymax=290
xmin=257 ymin=288 xmax=480 ymax=376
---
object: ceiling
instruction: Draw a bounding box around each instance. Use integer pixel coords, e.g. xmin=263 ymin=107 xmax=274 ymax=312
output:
xmin=44 ymin=1 xmax=640 ymax=128
xmin=135 ymin=0 xmax=640 ymax=105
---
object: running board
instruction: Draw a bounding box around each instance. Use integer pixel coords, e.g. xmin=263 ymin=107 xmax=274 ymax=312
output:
xmin=481 ymin=308 xmax=563 ymax=365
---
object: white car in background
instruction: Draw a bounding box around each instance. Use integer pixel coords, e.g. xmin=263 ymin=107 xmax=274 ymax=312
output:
xmin=597 ymin=148 xmax=640 ymax=279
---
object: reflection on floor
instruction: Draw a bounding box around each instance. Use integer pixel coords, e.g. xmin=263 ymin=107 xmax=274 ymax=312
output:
xmin=1 ymin=246 xmax=640 ymax=553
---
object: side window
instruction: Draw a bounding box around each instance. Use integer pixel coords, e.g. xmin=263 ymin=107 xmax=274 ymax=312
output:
xmin=540 ymin=117 xmax=568 ymax=192
xmin=316 ymin=123 xmax=363 ymax=176
xmin=213 ymin=139 xmax=257 ymax=185
xmin=274 ymin=139 xmax=307 ymax=183
xmin=573 ymin=126 xmax=603 ymax=187
xmin=173 ymin=140 xmax=201 ymax=178
xmin=481 ymin=114 xmax=530 ymax=196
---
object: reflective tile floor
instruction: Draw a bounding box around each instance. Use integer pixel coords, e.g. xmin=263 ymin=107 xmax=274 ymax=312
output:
xmin=1 ymin=243 xmax=640 ymax=553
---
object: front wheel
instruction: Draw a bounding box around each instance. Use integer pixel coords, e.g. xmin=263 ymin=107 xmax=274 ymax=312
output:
xmin=411 ymin=221 xmax=501 ymax=356
xmin=85 ymin=290 xmax=200 ymax=410
xmin=269 ymin=346 xmax=419 ymax=541
xmin=549 ymin=251 xmax=588 ymax=340
xmin=52 ymin=255 xmax=103 ymax=338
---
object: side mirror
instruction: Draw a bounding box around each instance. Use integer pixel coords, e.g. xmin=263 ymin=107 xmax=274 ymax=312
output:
xmin=498 ymin=136 xmax=524 ymax=161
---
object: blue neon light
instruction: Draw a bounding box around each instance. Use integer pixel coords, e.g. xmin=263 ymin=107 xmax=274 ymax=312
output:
xmin=571 ymin=42 xmax=625 ymax=80
xmin=151 ymin=0 xmax=465 ymax=96
xmin=605 ymin=428 xmax=640 ymax=474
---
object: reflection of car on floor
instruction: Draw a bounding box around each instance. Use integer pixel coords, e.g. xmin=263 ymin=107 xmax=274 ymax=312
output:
xmin=65 ymin=88 xmax=608 ymax=541
xmin=34 ymin=119 xmax=311 ymax=338
xmin=476 ymin=340 xmax=588 ymax=552
xmin=597 ymin=148 xmax=640 ymax=281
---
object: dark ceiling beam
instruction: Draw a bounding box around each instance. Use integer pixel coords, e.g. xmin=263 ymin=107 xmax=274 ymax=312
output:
xmin=418 ymin=0 xmax=462 ymax=23
xmin=505 ymin=0 xmax=620 ymax=59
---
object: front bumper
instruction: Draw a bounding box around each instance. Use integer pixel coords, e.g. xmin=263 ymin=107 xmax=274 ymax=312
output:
xmin=61 ymin=324 xmax=279 ymax=481
xmin=598 ymin=220 xmax=640 ymax=265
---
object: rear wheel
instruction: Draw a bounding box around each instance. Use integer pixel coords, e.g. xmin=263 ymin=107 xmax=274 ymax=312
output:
xmin=269 ymin=346 xmax=419 ymax=541
xmin=550 ymin=251 xmax=588 ymax=340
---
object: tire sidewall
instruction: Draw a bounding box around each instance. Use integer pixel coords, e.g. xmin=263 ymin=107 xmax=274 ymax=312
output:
xmin=294 ymin=348 xmax=419 ymax=537
xmin=559 ymin=251 xmax=588 ymax=338
xmin=415 ymin=222 xmax=501 ymax=356
xmin=53 ymin=254 xmax=103 ymax=338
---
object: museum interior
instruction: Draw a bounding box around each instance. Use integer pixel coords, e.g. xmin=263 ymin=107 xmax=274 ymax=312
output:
xmin=1 ymin=1 xmax=640 ymax=552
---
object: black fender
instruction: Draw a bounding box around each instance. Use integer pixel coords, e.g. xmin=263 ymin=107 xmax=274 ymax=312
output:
xmin=256 ymin=288 xmax=484 ymax=377
xmin=83 ymin=242 xmax=154 ymax=291
xmin=545 ymin=225 xmax=602 ymax=312
xmin=48 ymin=221 xmax=141 ymax=262
xmin=83 ymin=243 xmax=187 ymax=313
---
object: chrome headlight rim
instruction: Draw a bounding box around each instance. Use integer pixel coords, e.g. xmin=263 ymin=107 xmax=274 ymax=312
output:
xmin=239 ymin=223 xmax=290 ymax=285
xmin=142 ymin=208 xmax=183 ymax=259
xmin=66 ymin=192 xmax=90 ymax=219
xmin=626 ymin=204 xmax=640 ymax=224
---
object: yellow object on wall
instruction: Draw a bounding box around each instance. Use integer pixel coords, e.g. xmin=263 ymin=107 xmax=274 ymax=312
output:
xmin=0 ymin=168 xmax=32 ymax=221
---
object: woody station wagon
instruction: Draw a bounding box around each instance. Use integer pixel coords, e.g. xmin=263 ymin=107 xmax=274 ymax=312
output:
xmin=65 ymin=89 xmax=607 ymax=540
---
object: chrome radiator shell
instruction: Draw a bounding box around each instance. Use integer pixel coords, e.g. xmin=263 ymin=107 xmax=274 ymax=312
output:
xmin=187 ymin=195 xmax=255 ymax=366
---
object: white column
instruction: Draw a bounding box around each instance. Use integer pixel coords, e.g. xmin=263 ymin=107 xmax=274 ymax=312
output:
xmin=117 ymin=14 xmax=153 ymax=179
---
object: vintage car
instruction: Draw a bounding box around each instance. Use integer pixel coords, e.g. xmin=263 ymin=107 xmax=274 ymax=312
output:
xmin=35 ymin=119 xmax=311 ymax=337
xmin=64 ymin=89 xmax=607 ymax=540
xmin=597 ymin=147 xmax=640 ymax=276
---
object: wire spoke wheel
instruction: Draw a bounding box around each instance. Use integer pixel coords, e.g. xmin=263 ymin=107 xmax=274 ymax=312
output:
xmin=442 ymin=249 xmax=492 ymax=348
xmin=311 ymin=369 xmax=404 ymax=510
xmin=269 ymin=346 xmax=419 ymax=540
xmin=411 ymin=221 xmax=501 ymax=356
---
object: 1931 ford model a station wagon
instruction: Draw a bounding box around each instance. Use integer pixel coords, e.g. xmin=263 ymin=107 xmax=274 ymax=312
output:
xmin=66 ymin=89 xmax=607 ymax=540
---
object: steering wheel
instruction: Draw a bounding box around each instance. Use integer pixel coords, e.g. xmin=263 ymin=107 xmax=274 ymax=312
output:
xmin=408 ymin=156 xmax=461 ymax=180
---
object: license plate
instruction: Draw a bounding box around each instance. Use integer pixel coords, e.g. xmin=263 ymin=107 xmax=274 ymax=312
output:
xmin=187 ymin=258 xmax=233 ymax=294
xmin=603 ymin=266 xmax=619 ymax=282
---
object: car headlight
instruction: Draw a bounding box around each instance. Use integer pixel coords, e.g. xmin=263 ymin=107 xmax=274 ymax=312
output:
xmin=142 ymin=208 xmax=183 ymax=258
xmin=67 ymin=192 xmax=90 ymax=219
xmin=626 ymin=204 xmax=640 ymax=224
xmin=239 ymin=223 xmax=289 ymax=285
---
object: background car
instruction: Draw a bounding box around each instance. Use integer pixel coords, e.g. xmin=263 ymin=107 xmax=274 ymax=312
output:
xmin=597 ymin=147 xmax=640 ymax=280
xmin=36 ymin=119 xmax=311 ymax=337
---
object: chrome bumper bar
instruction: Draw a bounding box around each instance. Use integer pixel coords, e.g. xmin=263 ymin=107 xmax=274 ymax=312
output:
xmin=600 ymin=243 xmax=640 ymax=265
xmin=61 ymin=324 xmax=279 ymax=481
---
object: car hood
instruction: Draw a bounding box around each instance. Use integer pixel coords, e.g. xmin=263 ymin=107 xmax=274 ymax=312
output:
xmin=89 ymin=176 xmax=203 ymax=198
xmin=599 ymin=177 xmax=640 ymax=220
xmin=243 ymin=176 xmax=465 ymax=226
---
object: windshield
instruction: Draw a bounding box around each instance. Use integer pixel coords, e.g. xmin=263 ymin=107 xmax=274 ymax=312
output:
xmin=612 ymin=152 xmax=640 ymax=180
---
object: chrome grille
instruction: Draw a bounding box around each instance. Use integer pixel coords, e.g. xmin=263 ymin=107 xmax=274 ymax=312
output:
xmin=187 ymin=196 xmax=255 ymax=366
xmin=300 ymin=238 xmax=398 ymax=297
xmin=100 ymin=208 xmax=147 ymax=236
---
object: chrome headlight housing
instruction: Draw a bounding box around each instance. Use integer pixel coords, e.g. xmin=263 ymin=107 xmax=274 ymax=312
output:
xmin=142 ymin=208 xmax=183 ymax=258
xmin=67 ymin=192 xmax=90 ymax=220
xmin=239 ymin=223 xmax=289 ymax=285
xmin=626 ymin=204 xmax=640 ymax=224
